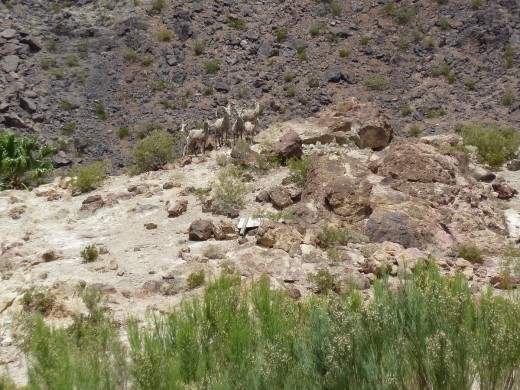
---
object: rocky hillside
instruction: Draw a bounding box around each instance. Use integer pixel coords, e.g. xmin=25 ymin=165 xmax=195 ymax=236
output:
xmin=1 ymin=99 xmax=520 ymax=384
xmin=0 ymin=0 xmax=519 ymax=168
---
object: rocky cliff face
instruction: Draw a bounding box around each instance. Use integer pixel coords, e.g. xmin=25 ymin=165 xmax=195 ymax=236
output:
xmin=0 ymin=0 xmax=518 ymax=168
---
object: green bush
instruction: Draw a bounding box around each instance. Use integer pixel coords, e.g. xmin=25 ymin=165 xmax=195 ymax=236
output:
xmin=123 ymin=48 xmax=138 ymax=62
xmin=61 ymin=121 xmax=77 ymax=135
xmin=339 ymin=49 xmax=351 ymax=58
xmin=501 ymin=90 xmax=517 ymax=106
xmin=12 ymin=263 xmax=520 ymax=389
xmin=147 ymin=0 xmax=164 ymax=14
xmin=461 ymin=123 xmax=520 ymax=167
xmin=0 ymin=131 xmax=54 ymax=189
xmin=309 ymin=23 xmax=323 ymax=36
xmin=157 ymin=29 xmax=172 ymax=42
xmin=308 ymin=268 xmax=337 ymax=293
xmin=364 ymin=75 xmax=389 ymax=90
xmin=92 ymin=101 xmax=108 ymax=120
xmin=430 ymin=63 xmax=452 ymax=77
xmin=504 ymin=46 xmax=515 ymax=68
xmin=194 ymin=41 xmax=205 ymax=55
xmin=65 ymin=55 xmax=79 ymax=67
xmin=81 ymin=244 xmax=99 ymax=263
xmin=60 ymin=99 xmax=79 ymax=111
xmin=134 ymin=130 xmax=177 ymax=173
xmin=41 ymin=57 xmax=57 ymax=70
xmin=22 ymin=286 xmax=56 ymax=315
xmin=458 ymin=243 xmax=483 ymax=264
xmin=284 ymin=71 xmax=294 ymax=83
xmin=211 ymin=165 xmax=247 ymax=214
xmin=401 ymin=102 xmax=412 ymax=116
xmin=276 ymin=28 xmax=288 ymax=42
xmin=308 ymin=76 xmax=320 ymax=88
xmin=117 ymin=127 xmax=130 ymax=139
xmin=226 ymin=17 xmax=246 ymax=30
xmin=285 ymin=86 xmax=297 ymax=97
xmin=359 ymin=35 xmax=371 ymax=45
xmin=296 ymin=46 xmax=307 ymax=61
xmin=409 ymin=125 xmax=421 ymax=137
xmin=70 ymin=160 xmax=110 ymax=193
xmin=186 ymin=270 xmax=205 ymax=289
xmin=316 ymin=226 xmax=369 ymax=249
xmin=287 ymin=156 xmax=312 ymax=187
xmin=204 ymin=60 xmax=220 ymax=75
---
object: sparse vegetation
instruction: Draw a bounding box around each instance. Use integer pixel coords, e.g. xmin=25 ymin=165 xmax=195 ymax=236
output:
xmin=70 ymin=160 xmax=110 ymax=193
xmin=285 ymin=86 xmax=297 ymax=97
xmin=134 ymin=130 xmax=177 ymax=173
xmin=409 ymin=125 xmax=421 ymax=137
xmin=308 ymin=268 xmax=337 ymax=293
xmin=123 ymin=48 xmax=139 ymax=62
xmin=194 ymin=41 xmax=205 ymax=55
xmin=439 ymin=17 xmax=449 ymax=30
xmin=117 ymin=127 xmax=130 ymax=139
xmin=504 ymin=46 xmax=515 ymax=68
xmin=296 ymin=46 xmax=307 ymax=61
xmin=61 ymin=121 xmax=76 ymax=135
xmin=461 ymin=122 xmax=520 ymax=167
xmin=41 ymin=57 xmax=57 ymax=70
xmin=60 ymin=99 xmax=79 ymax=111
xmin=22 ymin=286 xmax=56 ymax=315
xmin=160 ymin=100 xmax=176 ymax=110
xmin=211 ymin=165 xmax=247 ymax=214
xmin=157 ymin=29 xmax=172 ymax=42
xmin=359 ymin=35 xmax=371 ymax=45
xmin=411 ymin=28 xmax=422 ymax=43
xmin=91 ymin=101 xmax=107 ymax=120
xmin=316 ymin=226 xmax=369 ymax=249
xmin=466 ymin=78 xmax=475 ymax=90
xmin=186 ymin=270 xmax=206 ymax=289
xmin=471 ymin=0 xmax=482 ymax=9
xmin=203 ymin=85 xmax=213 ymax=96
xmin=426 ymin=107 xmax=446 ymax=118
xmin=382 ymin=1 xmax=415 ymax=25
xmin=276 ymin=27 xmax=288 ymax=42
xmin=147 ymin=0 xmax=164 ymax=14
xmin=309 ymin=23 xmax=323 ymax=36
xmin=227 ymin=17 xmax=246 ymax=30
xmin=51 ymin=67 xmax=65 ymax=79
xmin=430 ymin=63 xmax=452 ymax=77
xmin=65 ymin=55 xmax=79 ymax=67
xmin=501 ymin=89 xmax=517 ymax=106
xmin=203 ymin=245 xmax=225 ymax=260
xmin=423 ymin=37 xmax=436 ymax=48
xmin=364 ymin=75 xmax=389 ymax=90
xmin=458 ymin=243 xmax=483 ymax=264
xmin=204 ymin=59 xmax=220 ymax=75
xmin=77 ymin=39 xmax=89 ymax=53
xmin=284 ymin=71 xmax=294 ymax=83
xmin=401 ymin=102 xmax=412 ymax=116
xmin=287 ymin=156 xmax=313 ymax=187
xmin=308 ymin=76 xmax=320 ymax=88
xmin=81 ymin=244 xmax=100 ymax=263
xmin=339 ymin=49 xmax=351 ymax=58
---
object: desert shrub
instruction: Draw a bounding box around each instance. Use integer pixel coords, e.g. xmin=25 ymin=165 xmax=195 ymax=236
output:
xmin=411 ymin=28 xmax=422 ymax=42
xmin=446 ymin=74 xmax=456 ymax=84
xmin=296 ymin=46 xmax=307 ymax=61
xmin=51 ymin=67 xmax=65 ymax=79
xmin=77 ymin=39 xmax=89 ymax=53
xmin=147 ymin=0 xmax=164 ymax=14
xmin=470 ymin=0 xmax=482 ymax=8
xmin=204 ymin=60 xmax=220 ymax=75
xmin=157 ymin=29 xmax=172 ymax=41
xmin=117 ymin=127 xmax=130 ymax=139
xmin=151 ymin=80 xmax=166 ymax=91
xmin=423 ymin=37 xmax=436 ymax=47
xmin=141 ymin=54 xmax=154 ymax=66
xmin=339 ymin=49 xmax=351 ymax=57
xmin=309 ymin=23 xmax=323 ymax=36
xmin=327 ymin=33 xmax=339 ymax=44
xmin=134 ymin=130 xmax=177 ymax=173
xmin=60 ymin=99 xmax=79 ymax=111
xmin=61 ymin=121 xmax=76 ymax=135
xmin=285 ymin=86 xmax=297 ymax=97
xmin=211 ymin=165 xmax=247 ymax=214
xmin=123 ymin=49 xmax=138 ymax=62
xmin=501 ymin=90 xmax=517 ymax=106
xmin=430 ymin=63 xmax=452 ymax=77
xmin=426 ymin=107 xmax=446 ymax=118
xmin=401 ymin=102 xmax=412 ymax=116
xmin=364 ymin=75 xmax=389 ymax=90
xmin=409 ymin=125 xmax=421 ymax=137
xmin=283 ymin=71 xmax=294 ymax=83
xmin=81 ymin=244 xmax=99 ymax=263
xmin=466 ymin=78 xmax=475 ymax=90
xmin=202 ymin=86 xmax=213 ymax=96
xmin=194 ymin=41 xmax=205 ymax=55
xmin=22 ymin=286 xmax=56 ymax=315
xmin=316 ymin=226 xmax=369 ymax=249
xmin=70 ymin=160 xmax=110 ymax=193
xmin=65 ymin=55 xmax=79 ymax=67
xmin=308 ymin=268 xmax=337 ymax=293
xmin=92 ymin=101 xmax=108 ymax=120
xmin=0 ymin=131 xmax=54 ymax=190
xmin=186 ymin=270 xmax=205 ymax=289
xmin=276 ymin=27 xmax=288 ymax=42
xmin=287 ymin=156 xmax=313 ymax=187
xmin=461 ymin=123 xmax=520 ymax=167
xmin=41 ymin=57 xmax=57 ymax=70
xmin=308 ymin=76 xmax=320 ymax=88
xmin=458 ymin=243 xmax=483 ymax=264
xmin=160 ymin=100 xmax=176 ymax=109
xmin=359 ymin=35 xmax=371 ymax=45
xmin=331 ymin=3 xmax=342 ymax=16
xmin=439 ymin=17 xmax=449 ymax=30
xmin=227 ymin=17 xmax=246 ymax=30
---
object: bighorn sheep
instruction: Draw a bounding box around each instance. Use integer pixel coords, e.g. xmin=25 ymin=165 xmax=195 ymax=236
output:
xmin=240 ymin=100 xmax=261 ymax=123
xmin=231 ymin=109 xmax=245 ymax=146
xmin=182 ymin=121 xmax=210 ymax=156
xmin=243 ymin=118 xmax=259 ymax=145
xmin=211 ymin=103 xmax=232 ymax=148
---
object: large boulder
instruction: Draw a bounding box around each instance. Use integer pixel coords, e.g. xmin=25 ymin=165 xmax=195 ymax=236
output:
xmin=166 ymin=199 xmax=188 ymax=217
xmin=188 ymin=220 xmax=215 ymax=241
xmin=302 ymin=155 xmax=372 ymax=222
xmin=255 ymin=220 xmax=303 ymax=254
xmin=271 ymin=131 xmax=303 ymax=161
xmin=268 ymin=186 xmax=293 ymax=209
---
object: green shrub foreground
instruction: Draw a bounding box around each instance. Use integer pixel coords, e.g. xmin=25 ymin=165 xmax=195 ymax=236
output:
xmin=12 ymin=262 xmax=520 ymax=389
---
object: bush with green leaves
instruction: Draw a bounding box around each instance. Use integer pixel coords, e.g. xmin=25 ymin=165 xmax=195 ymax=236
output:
xmin=364 ymin=75 xmax=389 ymax=90
xmin=21 ymin=286 xmax=56 ymax=315
xmin=211 ymin=165 xmax=247 ymax=214
xmin=186 ymin=270 xmax=205 ymax=289
xmin=81 ymin=244 xmax=99 ymax=263
xmin=307 ymin=268 xmax=337 ymax=293
xmin=461 ymin=123 xmax=520 ymax=167
xmin=204 ymin=60 xmax=220 ymax=75
xmin=316 ymin=225 xmax=369 ymax=249
xmin=92 ymin=101 xmax=108 ymax=120
xmin=0 ymin=131 xmax=54 ymax=189
xmin=287 ymin=156 xmax=313 ymax=187
xmin=70 ymin=160 xmax=110 ymax=193
xmin=133 ymin=130 xmax=178 ymax=173
xmin=458 ymin=243 xmax=483 ymax=264
xmin=11 ymin=263 xmax=520 ymax=389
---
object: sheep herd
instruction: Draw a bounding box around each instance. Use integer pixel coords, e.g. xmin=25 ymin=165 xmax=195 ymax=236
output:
xmin=182 ymin=100 xmax=261 ymax=157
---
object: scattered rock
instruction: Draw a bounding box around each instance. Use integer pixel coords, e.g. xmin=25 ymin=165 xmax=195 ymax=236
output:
xmin=188 ymin=219 xmax=215 ymax=241
xmin=166 ymin=199 xmax=188 ymax=217
xmin=492 ymin=180 xmax=518 ymax=199
xmin=213 ymin=220 xmax=238 ymax=240
xmin=109 ymin=260 xmax=119 ymax=270
xmin=41 ymin=250 xmax=59 ymax=262
xmin=144 ymin=222 xmax=158 ymax=229
xmin=268 ymin=186 xmax=294 ymax=209
xmin=163 ymin=181 xmax=174 ymax=189
xmin=271 ymin=131 xmax=303 ymax=161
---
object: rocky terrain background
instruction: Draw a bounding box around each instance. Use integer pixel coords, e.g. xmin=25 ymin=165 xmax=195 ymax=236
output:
xmin=0 ymin=0 xmax=519 ymax=168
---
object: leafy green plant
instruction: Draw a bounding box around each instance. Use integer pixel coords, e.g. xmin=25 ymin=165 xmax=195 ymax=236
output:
xmin=22 ymin=286 xmax=56 ymax=315
xmin=466 ymin=78 xmax=475 ymax=90
xmin=204 ymin=60 xmax=220 ymax=75
xmin=287 ymin=156 xmax=312 ymax=186
xmin=307 ymin=268 xmax=337 ymax=293
xmin=276 ymin=28 xmax=288 ymax=42
xmin=296 ymin=46 xmax=307 ymax=61
xmin=211 ymin=165 xmax=247 ymax=214
xmin=430 ymin=63 xmax=452 ymax=77
xmin=409 ymin=125 xmax=421 ymax=137
xmin=401 ymin=102 xmax=412 ymax=116
xmin=461 ymin=122 xmax=520 ymax=167
xmin=70 ymin=160 xmax=110 ymax=193
xmin=123 ymin=48 xmax=138 ymax=62
xmin=284 ymin=71 xmax=294 ymax=83
xmin=339 ymin=49 xmax=351 ymax=58
xmin=147 ymin=0 xmax=164 ymax=14
xmin=359 ymin=35 xmax=371 ymax=45
xmin=309 ymin=23 xmax=323 ymax=36
xmin=41 ymin=57 xmax=57 ymax=70
xmin=77 ymin=39 xmax=89 ymax=53
xmin=364 ymin=75 xmax=389 ymax=90
xmin=134 ymin=130 xmax=177 ymax=173
xmin=458 ymin=243 xmax=483 ymax=264
xmin=92 ymin=101 xmax=108 ymax=120
xmin=61 ymin=121 xmax=77 ymax=135
xmin=504 ymin=46 xmax=515 ymax=68
xmin=81 ymin=244 xmax=99 ymax=263
xmin=426 ymin=107 xmax=446 ymax=118
xmin=65 ymin=55 xmax=79 ymax=67
xmin=186 ymin=270 xmax=205 ymax=289
xmin=0 ymin=131 xmax=54 ymax=189
xmin=285 ymin=86 xmax=297 ymax=97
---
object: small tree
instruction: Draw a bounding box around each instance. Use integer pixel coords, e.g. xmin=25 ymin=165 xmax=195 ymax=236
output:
xmin=0 ymin=131 xmax=54 ymax=189
xmin=134 ymin=130 xmax=177 ymax=173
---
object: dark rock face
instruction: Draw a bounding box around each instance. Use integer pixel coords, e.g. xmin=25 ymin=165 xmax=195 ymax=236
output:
xmin=271 ymin=131 xmax=303 ymax=161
